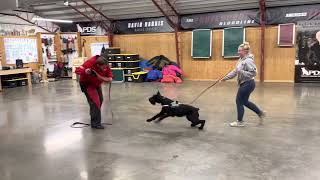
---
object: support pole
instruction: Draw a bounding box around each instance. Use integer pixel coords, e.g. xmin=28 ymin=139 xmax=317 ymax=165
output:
xmin=151 ymin=0 xmax=181 ymax=65
xmin=259 ymin=0 xmax=266 ymax=83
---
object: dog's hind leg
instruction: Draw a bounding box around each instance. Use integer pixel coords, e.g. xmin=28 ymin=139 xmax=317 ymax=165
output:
xmin=190 ymin=123 xmax=197 ymax=127
xmin=187 ymin=111 xmax=201 ymax=127
xmin=198 ymin=120 xmax=206 ymax=130
xmin=187 ymin=111 xmax=205 ymax=130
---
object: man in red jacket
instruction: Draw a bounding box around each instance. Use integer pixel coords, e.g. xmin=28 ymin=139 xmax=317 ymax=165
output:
xmin=76 ymin=55 xmax=112 ymax=129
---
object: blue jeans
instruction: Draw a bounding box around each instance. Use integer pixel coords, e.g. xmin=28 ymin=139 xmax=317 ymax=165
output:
xmin=236 ymin=80 xmax=262 ymax=122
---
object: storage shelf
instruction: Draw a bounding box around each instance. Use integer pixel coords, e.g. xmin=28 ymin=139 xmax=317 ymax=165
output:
xmin=108 ymin=53 xmax=138 ymax=56
xmin=111 ymin=67 xmax=140 ymax=70
xmin=109 ymin=60 xmax=140 ymax=63
xmin=3 ymin=78 xmax=28 ymax=82
xmin=106 ymin=47 xmax=120 ymax=49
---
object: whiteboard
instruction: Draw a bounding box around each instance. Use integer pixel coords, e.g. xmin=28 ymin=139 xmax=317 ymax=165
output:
xmin=4 ymin=38 xmax=39 ymax=64
xmin=90 ymin=42 xmax=109 ymax=56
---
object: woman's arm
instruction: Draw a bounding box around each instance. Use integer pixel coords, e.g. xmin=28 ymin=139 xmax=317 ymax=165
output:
xmin=92 ymin=70 xmax=112 ymax=82
xmin=221 ymin=69 xmax=237 ymax=81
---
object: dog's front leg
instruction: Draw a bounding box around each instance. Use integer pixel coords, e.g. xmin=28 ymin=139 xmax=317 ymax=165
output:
xmin=146 ymin=109 xmax=165 ymax=122
xmin=157 ymin=114 xmax=170 ymax=122
xmin=156 ymin=106 xmax=172 ymax=122
xmin=146 ymin=113 xmax=162 ymax=122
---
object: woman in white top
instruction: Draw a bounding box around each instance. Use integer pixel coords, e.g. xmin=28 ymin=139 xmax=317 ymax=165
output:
xmin=221 ymin=42 xmax=266 ymax=127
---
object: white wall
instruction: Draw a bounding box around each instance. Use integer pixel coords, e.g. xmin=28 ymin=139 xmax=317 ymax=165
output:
xmin=0 ymin=15 xmax=58 ymax=36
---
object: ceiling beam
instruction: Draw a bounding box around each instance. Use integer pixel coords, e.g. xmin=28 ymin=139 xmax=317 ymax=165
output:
xmin=33 ymin=0 xmax=149 ymax=12
xmin=151 ymin=0 xmax=179 ymax=28
xmin=79 ymin=0 xmax=113 ymax=22
xmin=150 ymin=0 xmax=181 ymax=66
xmin=0 ymin=12 xmax=53 ymax=32
xmin=43 ymin=7 xmax=158 ymax=18
xmin=15 ymin=14 xmax=52 ymax=32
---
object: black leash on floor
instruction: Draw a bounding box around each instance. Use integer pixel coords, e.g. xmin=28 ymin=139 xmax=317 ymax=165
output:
xmin=71 ymin=83 xmax=114 ymax=128
xmin=189 ymin=70 xmax=232 ymax=104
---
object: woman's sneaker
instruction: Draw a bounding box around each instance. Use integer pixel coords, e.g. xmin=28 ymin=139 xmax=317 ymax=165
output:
xmin=229 ymin=121 xmax=245 ymax=127
xmin=258 ymin=111 xmax=266 ymax=125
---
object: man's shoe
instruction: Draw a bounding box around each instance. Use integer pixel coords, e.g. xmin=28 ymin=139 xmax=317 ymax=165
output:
xmin=91 ymin=125 xmax=105 ymax=129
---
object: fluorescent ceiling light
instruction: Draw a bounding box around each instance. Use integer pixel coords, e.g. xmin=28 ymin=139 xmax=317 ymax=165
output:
xmin=32 ymin=17 xmax=73 ymax=23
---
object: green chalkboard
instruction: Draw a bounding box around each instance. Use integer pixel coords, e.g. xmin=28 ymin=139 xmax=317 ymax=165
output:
xmin=223 ymin=27 xmax=245 ymax=58
xmin=111 ymin=69 xmax=124 ymax=83
xmin=192 ymin=29 xmax=212 ymax=59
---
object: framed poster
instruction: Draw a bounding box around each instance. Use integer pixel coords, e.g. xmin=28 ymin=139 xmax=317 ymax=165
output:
xmin=278 ymin=23 xmax=295 ymax=47
xmin=223 ymin=27 xmax=245 ymax=58
xmin=191 ymin=29 xmax=212 ymax=59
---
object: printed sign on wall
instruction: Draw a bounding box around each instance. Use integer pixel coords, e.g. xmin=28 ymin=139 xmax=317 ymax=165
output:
xmin=114 ymin=17 xmax=173 ymax=34
xmin=91 ymin=42 xmax=109 ymax=56
xmin=181 ymin=9 xmax=260 ymax=29
xmin=4 ymin=38 xmax=38 ymax=64
xmin=295 ymin=20 xmax=320 ymax=82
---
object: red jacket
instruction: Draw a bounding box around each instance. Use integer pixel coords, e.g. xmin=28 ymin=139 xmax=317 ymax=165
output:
xmin=77 ymin=55 xmax=112 ymax=87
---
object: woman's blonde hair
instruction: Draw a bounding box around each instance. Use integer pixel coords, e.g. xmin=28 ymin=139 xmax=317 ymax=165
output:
xmin=239 ymin=42 xmax=250 ymax=52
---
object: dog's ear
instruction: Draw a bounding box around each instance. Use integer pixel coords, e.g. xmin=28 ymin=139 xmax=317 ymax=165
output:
xmin=157 ymin=91 xmax=160 ymax=95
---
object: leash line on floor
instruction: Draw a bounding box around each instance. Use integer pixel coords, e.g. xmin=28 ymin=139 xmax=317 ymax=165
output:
xmin=71 ymin=83 xmax=114 ymax=128
xmin=70 ymin=122 xmax=112 ymax=128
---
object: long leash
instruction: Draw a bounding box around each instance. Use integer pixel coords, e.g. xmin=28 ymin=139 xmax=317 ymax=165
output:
xmin=108 ymin=82 xmax=114 ymax=123
xmin=71 ymin=83 xmax=114 ymax=128
xmin=189 ymin=70 xmax=232 ymax=104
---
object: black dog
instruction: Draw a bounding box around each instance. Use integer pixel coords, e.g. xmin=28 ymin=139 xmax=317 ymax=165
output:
xmin=147 ymin=92 xmax=206 ymax=130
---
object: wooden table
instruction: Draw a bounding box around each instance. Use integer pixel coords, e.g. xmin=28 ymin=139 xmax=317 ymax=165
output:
xmin=0 ymin=68 xmax=33 ymax=92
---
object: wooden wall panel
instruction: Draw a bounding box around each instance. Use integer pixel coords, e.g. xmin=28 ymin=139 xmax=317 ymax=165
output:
xmin=36 ymin=33 xmax=43 ymax=66
xmin=113 ymin=33 xmax=176 ymax=61
xmin=81 ymin=36 xmax=109 ymax=58
xmin=0 ymin=27 xmax=297 ymax=81
xmin=0 ymin=37 xmax=3 ymax=67
xmin=180 ymin=30 xmax=236 ymax=80
xmin=55 ymin=33 xmax=62 ymax=62
xmin=264 ymin=26 xmax=295 ymax=82
xmin=180 ymin=28 xmax=262 ymax=81
xmin=112 ymin=27 xmax=295 ymax=82
xmin=246 ymin=28 xmax=261 ymax=81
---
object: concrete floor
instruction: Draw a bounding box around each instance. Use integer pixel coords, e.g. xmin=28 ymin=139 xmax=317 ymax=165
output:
xmin=1 ymin=80 xmax=320 ymax=180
